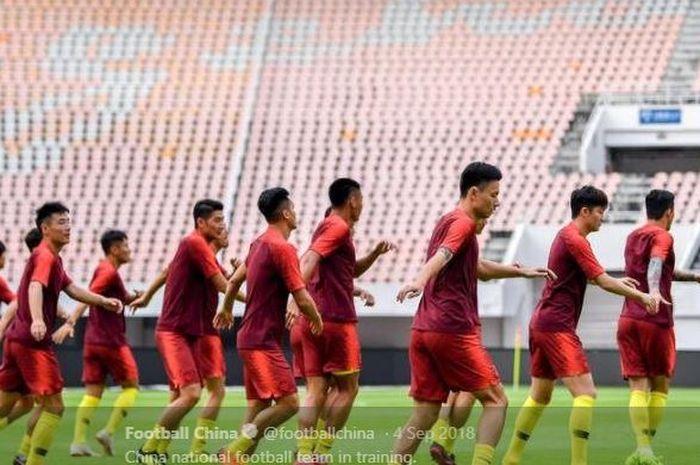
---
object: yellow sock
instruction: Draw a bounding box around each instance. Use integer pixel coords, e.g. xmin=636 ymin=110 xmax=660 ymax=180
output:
xmin=72 ymin=395 xmax=100 ymax=445
xmin=19 ymin=433 xmax=32 ymax=456
xmin=297 ymin=428 xmax=316 ymax=456
xmin=26 ymin=411 xmax=62 ymax=465
xmin=142 ymin=424 xmax=164 ymax=453
xmin=502 ymin=396 xmax=547 ymax=465
xmin=648 ymin=391 xmax=668 ymax=441
xmin=471 ymin=443 xmax=495 ymax=465
xmin=314 ymin=429 xmax=335 ymax=454
xmin=157 ymin=436 xmax=171 ymax=455
xmin=431 ymin=417 xmax=456 ymax=453
xmin=570 ymin=395 xmax=595 ymax=465
xmin=226 ymin=425 xmax=255 ymax=454
xmin=314 ymin=418 xmax=326 ymax=450
xmin=191 ymin=418 xmax=216 ymax=454
xmin=629 ymin=390 xmax=651 ymax=449
xmin=105 ymin=387 xmax=138 ymax=435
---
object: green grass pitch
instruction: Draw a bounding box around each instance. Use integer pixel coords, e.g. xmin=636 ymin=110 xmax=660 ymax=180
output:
xmin=2 ymin=386 xmax=699 ymax=464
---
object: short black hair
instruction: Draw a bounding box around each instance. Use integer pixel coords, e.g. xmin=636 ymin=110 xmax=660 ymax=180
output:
xmin=193 ymin=199 xmax=224 ymax=225
xmin=24 ymin=228 xmax=42 ymax=251
xmin=35 ymin=202 xmax=70 ymax=229
xmin=570 ymin=185 xmax=608 ymax=218
xmin=100 ymin=229 xmax=128 ymax=255
xmin=646 ymin=190 xmax=675 ymax=220
xmin=459 ymin=162 xmax=502 ymax=197
xmin=0 ymin=240 xmax=5 ymax=255
xmin=328 ymin=178 xmax=361 ymax=207
xmin=258 ymin=187 xmax=291 ymax=222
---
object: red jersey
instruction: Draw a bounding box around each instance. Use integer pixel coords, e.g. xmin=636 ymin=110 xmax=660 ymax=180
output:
xmin=307 ymin=215 xmax=356 ymax=323
xmin=412 ymin=209 xmax=479 ymax=334
xmin=237 ymin=227 xmax=306 ymax=350
xmin=620 ymin=224 xmax=675 ymax=327
xmin=203 ymin=262 xmax=227 ymax=336
xmin=0 ymin=276 xmax=15 ymax=304
xmin=7 ymin=240 xmax=72 ymax=348
xmin=530 ymin=223 xmax=605 ymax=332
xmin=84 ymin=260 xmax=130 ymax=347
xmin=157 ymin=231 xmax=222 ymax=337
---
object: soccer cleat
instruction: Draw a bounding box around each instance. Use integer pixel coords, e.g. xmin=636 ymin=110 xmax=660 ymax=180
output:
xmin=12 ymin=455 xmax=27 ymax=465
xmin=624 ymin=452 xmax=664 ymax=465
xmin=429 ymin=442 xmax=457 ymax=465
xmin=70 ymin=443 xmax=99 ymax=457
xmin=218 ymin=448 xmax=246 ymax=465
xmin=135 ymin=448 xmax=159 ymax=465
xmin=95 ymin=430 xmax=115 ymax=456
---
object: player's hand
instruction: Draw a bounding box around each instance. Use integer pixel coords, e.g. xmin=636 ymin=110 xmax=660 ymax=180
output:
xmin=230 ymin=257 xmax=243 ymax=270
xmin=214 ymin=310 xmax=234 ymax=330
xmin=642 ymin=293 xmax=660 ymax=315
xmin=102 ymin=297 xmax=123 ymax=314
xmin=30 ymin=319 xmax=47 ymax=341
xmin=619 ymin=277 xmax=640 ymax=289
xmin=520 ymin=267 xmax=557 ymax=281
xmin=52 ymin=323 xmax=75 ymax=344
xmin=357 ymin=289 xmax=375 ymax=307
xmin=650 ymin=291 xmax=672 ymax=308
xmin=129 ymin=293 xmax=151 ymax=313
xmin=397 ymin=283 xmax=422 ymax=302
xmin=285 ymin=303 xmax=300 ymax=330
xmin=373 ymin=240 xmax=398 ymax=256
xmin=57 ymin=308 xmax=70 ymax=321
xmin=308 ymin=312 xmax=323 ymax=336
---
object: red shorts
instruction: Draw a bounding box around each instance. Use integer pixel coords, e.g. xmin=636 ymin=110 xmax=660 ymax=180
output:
xmin=155 ymin=331 xmax=202 ymax=390
xmin=83 ymin=343 xmax=139 ymax=385
xmin=239 ymin=349 xmax=297 ymax=401
xmin=291 ymin=319 xmax=361 ymax=378
xmin=0 ymin=339 xmax=64 ymax=396
xmin=529 ymin=329 xmax=590 ymax=380
xmin=409 ymin=329 xmax=500 ymax=403
xmin=198 ymin=334 xmax=226 ymax=380
xmin=617 ymin=317 xmax=676 ymax=379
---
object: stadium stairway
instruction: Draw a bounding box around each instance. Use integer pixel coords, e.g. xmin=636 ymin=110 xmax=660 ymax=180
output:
xmin=662 ymin=0 xmax=700 ymax=91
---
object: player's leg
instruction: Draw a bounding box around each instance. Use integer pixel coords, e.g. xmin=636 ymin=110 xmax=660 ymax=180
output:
xmin=297 ymin=375 xmax=329 ymax=461
xmin=315 ymin=372 xmax=359 ymax=457
xmin=96 ymin=378 xmax=139 ymax=457
xmin=470 ymin=383 xmax=508 ymax=465
xmin=27 ymin=393 xmax=64 ymax=465
xmin=71 ymin=383 xmax=104 ymax=456
xmin=648 ymin=376 xmax=670 ymax=447
xmin=430 ymin=391 xmax=458 ymax=464
xmin=7 ymin=396 xmax=34 ymax=424
xmin=562 ymin=373 xmax=596 ymax=465
xmin=390 ymin=400 xmax=442 ymax=464
xmin=15 ymin=406 xmax=42 ymax=465
xmin=501 ymin=378 xmax=553 ymax=465
xmin=0 ymin=390 xmax=23 ymax=427
xmin=191 ymin=376 xmax=226 ymax=455
xmin=0 ymin=340 xmax=25 ymax=429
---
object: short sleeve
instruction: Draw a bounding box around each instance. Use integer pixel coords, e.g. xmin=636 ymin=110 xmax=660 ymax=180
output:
xmin=440 ymin=216 xmax=476 ymax=254
xmin=563 ymin=231 xmax=605 ymax=280
xmin=274 ymin=244 xmax=306 ymax=292
xmin=188 ymin=236 xmax=222 ymax=279
xmin=89 ymin=266 xmax=115 ymax=295
xmin=0 ymin=278 xmax=15 ymax=304
xmin=650 ymin=231 xmax=674 ymax=261
xmin=31 ymin=249 xmax=56 ymax=287
xmin=61 ymin=269 xmax=73 ymax=290
xmin=309 ymin=218 xmax=350 ymax=258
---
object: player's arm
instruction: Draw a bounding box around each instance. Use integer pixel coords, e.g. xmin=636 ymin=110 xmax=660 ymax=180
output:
xmin=299 ymin=250 xmax=322 ymax=282
xmin=397 ymin=246 xmax=454 ymax=302
xmin=214 ymin=263 xmax=247 ymax=330
xmin=672 ymin=269 xmax=700 ymax=283
xmin=354 ymin=285 xmax=375 ymax=307
xmin=292 ymin=288 xmax=323 ymax=335
xmin=477 ymin=259 xmax=557 ymax=281
xmin=355 ymin=240 xmax=397 ymax=277
xmin=52 ymin=302 xmax=88 ymax=344
xmin=0 ymin=299 xmax=18 ymax=342
xmin=131 ymin=266 xmax=169 ymax=309
xmin=64 ymin=283 xmax=123 ymax=313
xmin=593 ymin=273 xmax=662 ymax=313
xmin=28 ymin=281 xmax=46 ymax=341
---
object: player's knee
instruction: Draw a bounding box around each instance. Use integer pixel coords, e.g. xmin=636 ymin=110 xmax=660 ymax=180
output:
xmin=209 ymin=384 xmax=226 ymax=401
xmin=180 ymin=386 xmax=202 ymax=406
xmin=280 ymin=395 xmax=300 ymax=415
